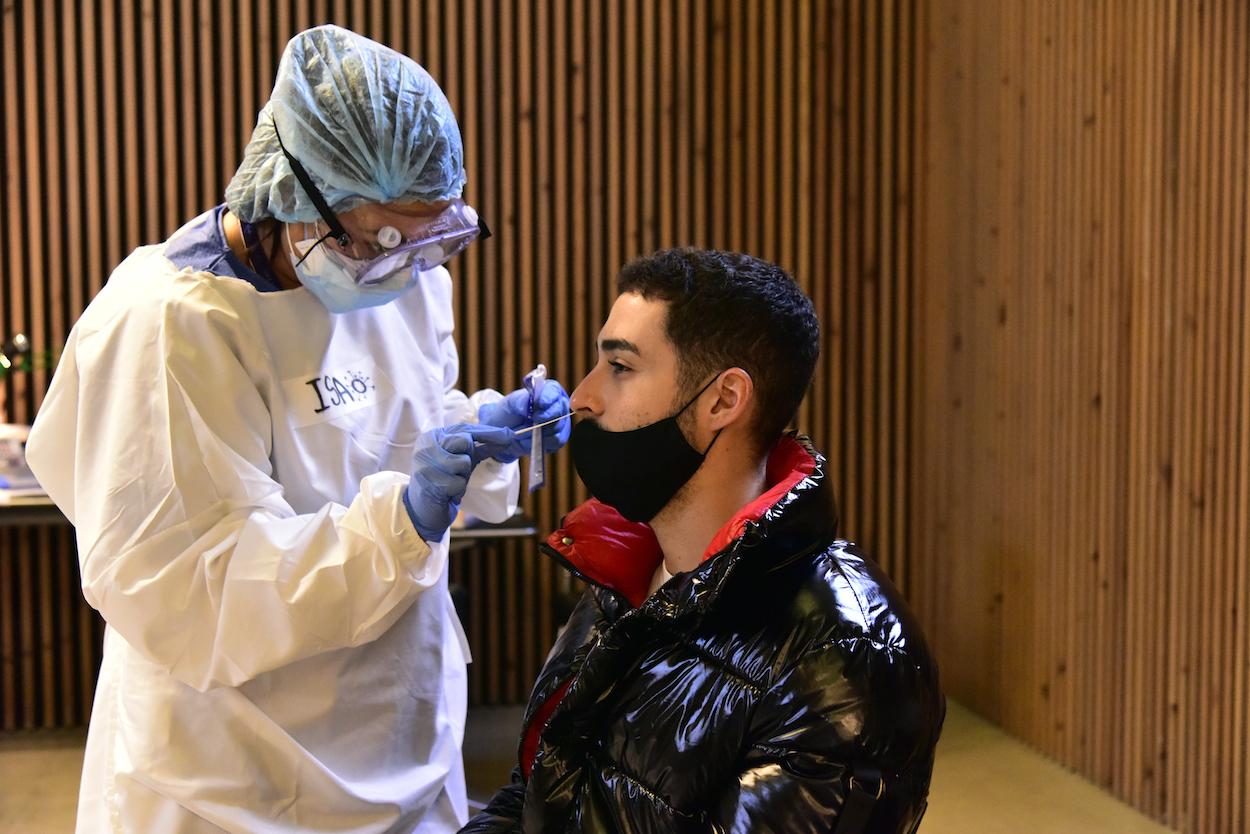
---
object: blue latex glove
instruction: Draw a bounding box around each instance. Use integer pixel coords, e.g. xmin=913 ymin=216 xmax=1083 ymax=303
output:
xmin=476 ymin=379 xmax=571 ymax=463
xmin=403 ymin=423 xmax=516 ymax=543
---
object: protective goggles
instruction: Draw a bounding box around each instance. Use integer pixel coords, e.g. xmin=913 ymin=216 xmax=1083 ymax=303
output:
xmin=273 ymin=121 xmax=490 ymax=285
xmin=357 ymin=201 xmax=488 ymax=285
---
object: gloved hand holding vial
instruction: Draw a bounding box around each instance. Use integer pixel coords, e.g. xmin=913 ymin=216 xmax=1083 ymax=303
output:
xmin=477 ymin=366 xmax=572 ymax=482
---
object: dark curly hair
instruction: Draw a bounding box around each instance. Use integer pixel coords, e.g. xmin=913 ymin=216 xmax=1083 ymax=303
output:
xmin=617 ymin=248 xmax=820 ymax=451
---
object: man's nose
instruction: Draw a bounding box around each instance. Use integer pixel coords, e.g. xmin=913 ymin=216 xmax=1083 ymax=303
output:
xmin=569 ymin=373 xmax=602 ymax=417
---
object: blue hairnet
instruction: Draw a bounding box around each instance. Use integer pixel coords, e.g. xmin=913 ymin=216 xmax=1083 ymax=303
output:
xmin=226 ymin=25 xmax=466 ymax=222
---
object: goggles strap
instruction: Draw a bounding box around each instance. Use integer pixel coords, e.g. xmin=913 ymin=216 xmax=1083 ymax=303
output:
xmin=272 ymin=119 xmax=352 ymax=249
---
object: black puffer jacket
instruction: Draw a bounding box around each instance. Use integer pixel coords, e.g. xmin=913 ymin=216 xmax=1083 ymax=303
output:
xmin=462 ymin=435 xmax=944 ymax=833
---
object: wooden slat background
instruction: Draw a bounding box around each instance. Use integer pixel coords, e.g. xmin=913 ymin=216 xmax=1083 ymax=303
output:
xmin=914 ymin=2 xmax=1249 ymax=833
xmin=2 ymin=2 xmax=1246 ymax=832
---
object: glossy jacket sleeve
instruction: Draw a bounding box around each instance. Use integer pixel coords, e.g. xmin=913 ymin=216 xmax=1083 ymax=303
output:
xmin=26 ymin=288 xmax=440 ymax=692
xmin=458 ymin=767 xmax=526 ymax=834
xmin=714 ymin=639 xmax=869 ymax=833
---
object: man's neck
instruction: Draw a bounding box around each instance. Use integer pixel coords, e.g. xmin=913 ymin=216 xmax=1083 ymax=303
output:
xmin=650 ymin=446 xmax=769 ymax=575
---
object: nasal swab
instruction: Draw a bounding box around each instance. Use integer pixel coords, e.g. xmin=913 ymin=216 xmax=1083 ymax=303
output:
xmin=471 ymin=413 xmax=574 ymax=451
xmin=514 ymin=412 xmax=575 ymax=435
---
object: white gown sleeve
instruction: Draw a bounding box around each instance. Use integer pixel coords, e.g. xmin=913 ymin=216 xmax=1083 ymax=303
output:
xmin=436 ymin=310 xmax=521 ymax=524
xmin=26 ymin=286 xmax=438 ymax=692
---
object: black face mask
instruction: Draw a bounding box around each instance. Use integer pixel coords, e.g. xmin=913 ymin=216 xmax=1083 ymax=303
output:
xmin=569 ymin=375 xmax=723 ymax=523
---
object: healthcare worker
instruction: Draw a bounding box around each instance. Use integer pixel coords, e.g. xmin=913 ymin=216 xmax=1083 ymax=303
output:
xmin=25 ymin=24 xmax=569 ymax=834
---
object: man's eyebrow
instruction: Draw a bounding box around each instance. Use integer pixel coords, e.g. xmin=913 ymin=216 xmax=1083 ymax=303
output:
xmin=599 ymin=338 xmax=640 ymax=355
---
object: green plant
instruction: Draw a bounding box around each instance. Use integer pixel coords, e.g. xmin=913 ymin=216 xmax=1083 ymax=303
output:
xmin=0 ymin=334 xmax=55 ymax=379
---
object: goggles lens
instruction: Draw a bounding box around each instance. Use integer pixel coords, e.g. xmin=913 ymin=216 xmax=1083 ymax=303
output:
xmin=355 ymin=201 xmax=487 ymax=286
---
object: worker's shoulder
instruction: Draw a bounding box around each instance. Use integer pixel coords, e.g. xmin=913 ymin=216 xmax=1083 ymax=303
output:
xmin=80 ymin=246 xmax=252 ymax=336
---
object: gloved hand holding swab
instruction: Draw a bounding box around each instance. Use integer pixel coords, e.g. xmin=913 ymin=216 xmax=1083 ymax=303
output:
xmin=476 ymin=371 xmax=573 ymax=468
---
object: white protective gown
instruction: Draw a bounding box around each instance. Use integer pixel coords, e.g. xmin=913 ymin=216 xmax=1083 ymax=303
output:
xmin=25 ymin=217 xmax=518 ymax=834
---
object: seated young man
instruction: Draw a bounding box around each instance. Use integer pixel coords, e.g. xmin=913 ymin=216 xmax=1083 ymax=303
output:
xmin=462 ymin=249 xmax=944 ymax=834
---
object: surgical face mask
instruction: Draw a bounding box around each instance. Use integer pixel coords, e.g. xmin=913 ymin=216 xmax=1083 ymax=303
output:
xmin=287 ymin=224 xmax=417 ymax=313
xmin=569 ymin=375 xmax=723 ymax=523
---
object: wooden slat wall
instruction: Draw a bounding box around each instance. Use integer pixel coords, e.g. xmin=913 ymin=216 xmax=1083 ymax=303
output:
xmin=0 ymin=524 xmax=102 ymax=730
xmin=0 ymin=0 xmax=918 ymax=724
xmin=914 ymin=2 xmax=1248 ymax=832
xmin=3 ymin=2 xmax=1243 ymax=832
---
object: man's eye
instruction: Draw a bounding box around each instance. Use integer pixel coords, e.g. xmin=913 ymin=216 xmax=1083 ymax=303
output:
xmin=608 ymin=360 xmax=631 ymax=374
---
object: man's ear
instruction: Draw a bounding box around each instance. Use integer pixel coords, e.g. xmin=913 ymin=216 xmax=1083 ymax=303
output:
xmin=706 ymin=367 xmax=754 ymax=431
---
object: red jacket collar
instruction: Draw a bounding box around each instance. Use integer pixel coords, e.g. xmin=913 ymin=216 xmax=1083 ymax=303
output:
xmin=544 ymin=436 xmax=818 ymax=608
